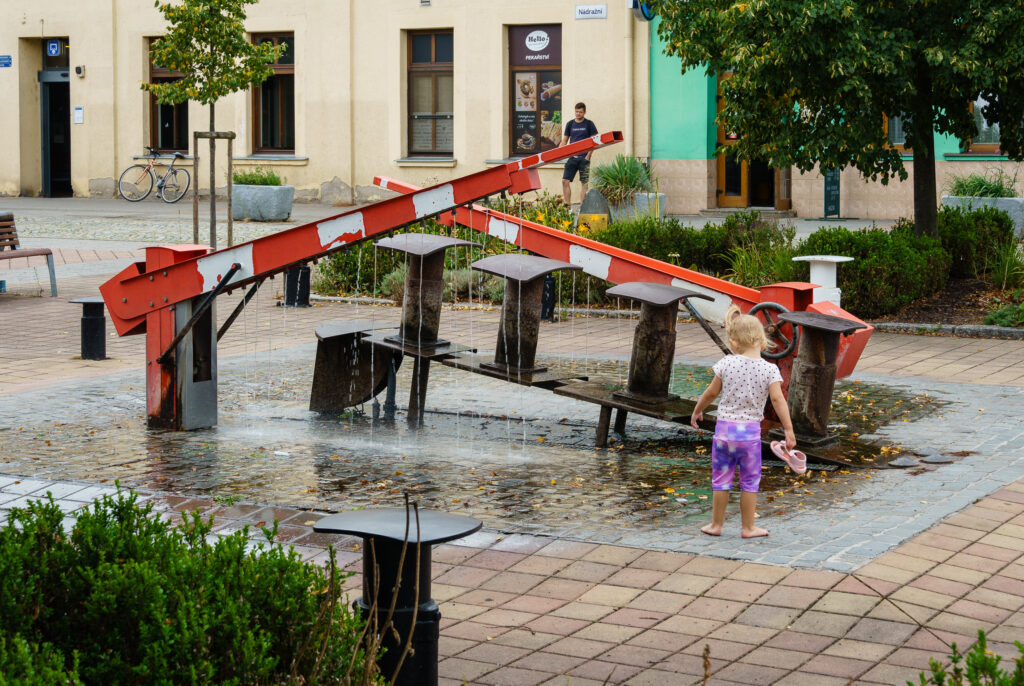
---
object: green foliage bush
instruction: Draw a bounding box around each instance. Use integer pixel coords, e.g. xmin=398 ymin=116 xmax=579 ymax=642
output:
xmin=948 ymin=169 xmax=1018 ymax=198
xmin=591 ymin=154 xmax=653 ymax=205
xmin=986 ymin=241 xmax=1024 ymax=291
xmin=0 ymin=489 xmax=380 ymax=685
xmin=798 ymin=222 xmax=951 ymax=319
xmin=937 ymin=205 xmax=1014 ymax=278
xmin=233 ymin=166 xmax=283 ymax=186
xmin=911 ymin=630 xmax=1024 ymax=685
xmin=0 ymin=636 xmax=81 ymax=685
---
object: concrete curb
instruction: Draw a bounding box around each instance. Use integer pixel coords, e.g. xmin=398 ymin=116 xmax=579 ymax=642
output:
xmin=869 ymin=321 xmax=1024 ymax=340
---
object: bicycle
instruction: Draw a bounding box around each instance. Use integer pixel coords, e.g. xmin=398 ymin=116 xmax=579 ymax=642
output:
xmin=118 ymin=147 xmax=191 ymax=203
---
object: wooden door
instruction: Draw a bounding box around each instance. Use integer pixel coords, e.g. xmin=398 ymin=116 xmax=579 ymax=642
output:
xmin=716 ymin=74 xmax=747 ymax=207
xmin=775 ymin=167 xmax=792 ymax=211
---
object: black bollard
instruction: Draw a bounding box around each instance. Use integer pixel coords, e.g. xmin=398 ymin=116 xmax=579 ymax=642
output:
xmin=314 ymin=508 xmax=481 ymax=686
xmin=283 ymin=265 xmax=310 ymax=307
xmin=540 ymin=272 xmax=556 ymax=322
xmin=70 ymin=297 xmax=107 ymax=360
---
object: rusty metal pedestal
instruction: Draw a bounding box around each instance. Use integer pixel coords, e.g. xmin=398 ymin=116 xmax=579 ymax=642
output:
xmin=373 ymin=234 xmax=476 ymax=423
xmin=555 ymin=282 xmax=714 ymax=447
xmin=778 ymin=310 xmax=867 ymax=445
xmin=467 ymin=254 xmax=581 ymax=383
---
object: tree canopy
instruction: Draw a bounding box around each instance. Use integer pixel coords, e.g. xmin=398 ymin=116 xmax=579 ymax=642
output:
xmin=143 ymin=0 xmax=282 ymax=121
xmin=650 ymin=0 xmax=1024 ymax=236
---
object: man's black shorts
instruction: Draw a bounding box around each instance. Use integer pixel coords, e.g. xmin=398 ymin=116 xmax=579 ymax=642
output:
xmin=562 ymin=156 xmax=590 ymax=183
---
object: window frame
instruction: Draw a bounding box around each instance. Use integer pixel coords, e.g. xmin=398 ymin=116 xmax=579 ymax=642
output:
xmin=251 ymin=32 xmax=295 ymax=154
xmin=406 ymin=29 xmax=454 ymax=157
xmin=965 ymin=97 xmax=1001 ymax=154
xmin=883 ymin=114 xmax=911 ymax=154
xmin=148 ymin=37 xmax=189 ymax=154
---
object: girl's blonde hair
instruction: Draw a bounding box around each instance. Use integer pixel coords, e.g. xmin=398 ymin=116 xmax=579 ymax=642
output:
xmin=724 ymin=304 xmax=773 ymax=352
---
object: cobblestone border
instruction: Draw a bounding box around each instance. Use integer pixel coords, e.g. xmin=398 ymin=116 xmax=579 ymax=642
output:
xmin=870 ymin=321 xmax=1024 ymax=340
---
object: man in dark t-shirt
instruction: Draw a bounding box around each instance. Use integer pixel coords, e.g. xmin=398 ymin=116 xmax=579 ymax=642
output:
xmin=559 ymin=102 xmax=598 ymax=206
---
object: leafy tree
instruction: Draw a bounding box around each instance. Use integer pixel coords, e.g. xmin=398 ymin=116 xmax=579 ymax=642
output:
xmin=143 ymin=0 xmax=282 ymax=132
xmin=651 ymin=0 xmax=1024 ymax=237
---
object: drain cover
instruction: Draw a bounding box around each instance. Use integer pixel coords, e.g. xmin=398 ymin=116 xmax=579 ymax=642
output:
xmin=920 ymin=452 xmax=957 ymax=464
xmin=887 ymin=456 xmax=920 ymax=468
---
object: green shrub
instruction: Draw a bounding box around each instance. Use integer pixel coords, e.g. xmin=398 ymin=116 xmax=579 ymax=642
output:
xmin=0 ymin=636 xmax=81 ymax=685
xmin=948 ymin=169 xmax=1018 ymax=198
xmin=721 ymin=212 xmax=799 ymax=287
xmin=591 ymin=154 xmax=653 ymax=205
xmin=986 ymin=241 xmax=1024 ymax=290
xmin=232 ymin=166 xmax=283 ymax=186
xmin=937 ymin=205 xmax=1015 ymax=278
xmin=0 ymin=489 xmax=380 ymax=685
xmin=984 ymin=302 xmax=1024 ymax=327
xmin=379 ymin=263 xmax=409 ymax=304
xmin=911 ymin=630 xmax=1024 ymax=685
xmin=798 ymin=223 xmax=950 ymax=318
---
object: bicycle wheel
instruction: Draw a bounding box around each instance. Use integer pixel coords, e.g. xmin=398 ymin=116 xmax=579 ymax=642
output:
xmin=160 ymin=168 xmax=191 ymax=203
xmin=118 ymin=165 xmax=154 ymax=202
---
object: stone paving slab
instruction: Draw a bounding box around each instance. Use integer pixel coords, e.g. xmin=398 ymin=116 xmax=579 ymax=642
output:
xmin=1 ymin=473 xmax=1021 ymax=685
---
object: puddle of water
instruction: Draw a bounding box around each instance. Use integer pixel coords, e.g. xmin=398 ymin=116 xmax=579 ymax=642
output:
xmin=0 ymin=352 xmax=947 ymax=537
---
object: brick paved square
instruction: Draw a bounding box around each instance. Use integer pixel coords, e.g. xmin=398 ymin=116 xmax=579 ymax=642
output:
xmin=510 ymin=650 xmax=585 ymax=673
xmin=810 ymin=590 xmax=881 ymax=616
xmin=885 ymin=646 xmax=942 ymax=669
xmin=526 ymin=614 xmax=589 ymax=636
xmin=653 ymin=614 xmax=724 ymax=637
xmin=705 ymin=578 xmax=771 ymax=604
xmin=652 ymin=572 xmax=718 ymax=595
xmin=946 ymin=598 xmax=1014 ymax=623
xmin=630 ymin=550 xmax=692 ymax=572
xmin=706 ymin=622 xmax=778 ymax=645
xmin=603 ymin=567 xmax=669 ymax=589
xmin=627 ymin=589 xmax=694 ymax=614
xmin=458 ymin=642 xmax=531 ymax=666
xmin=475 ymin=666 xmax=554 ymax=686
xmin=734 ymin=603 xmax=801 ymax=629
xmin=438 ymin=657 xmax=493 ymax=682
xmin=889 ymin=585 xmax=958 ymax=611
xmin=544 ymin=636 xmax=615 ymax=659
xmin=860 ymin=663 xmax=927 ymax=684
xmin=571 ymin=622 xmax=643 ymax=644
xmin=509 ymin=555 xmax=573 ymax=576
xmin=444 ymin=620 xmax=512 ymax=642
xmin=728 ymin=562 xmax=792 ymax=584
xmin=551 ymin=601 xmax=616 ymax=622
xmin=866 ymin=598 xmax=938 ymax=624
xmin=713 ymin=661 xmax=787 ymax=685
xmin=466 ymin=549 xmax=528 ymax=570
xmin=678 ymin=556 xmax=744 ymax=578
xmin=581 ymin=544 xmax=645 ymax=566
xmin=530 ymin=577 xmax=594 ymax=601
xmin=600 ymin=607 xmax=669 ymax=629
xmin=456 ymin=589 xmax=518 ymax=607
xmin=597 ymin=643 xmax=673 ymax=668
xmin=856 ymin=562 xmax=920 ymax=585
xmin=755 ymin=584 xmax=825 ymax=609
xmin=741 ymin=645 xmax=812 ymax=671
xmin=627 ymin=628 xmax=699 ymax=652
xmin=681 ymin=637 xmax=755 ymax=661
xmin=576 ymin=584 xmax=642 ymax=607
xmin=778 ymin=568 xmax=843 ymax=589
xmin=493 ymin=629 xmax=561 ymax=651
xmin=473 ymin=608 xmax=539 ymax=628
xmin=800 ymin=653 xmax=873 ymax=679
xmin=822 ymin=638 xmax=894 ymax=662
xmin=896 ymin=541 xmax=956 ymax=563
xmin=568 ymin=659 xmax=643 ymax=683
xmin=534 ymin=540 xmax=598 ymax=559
xmin=787 ymin=610 xmax=860 ymax=637
xmin=926 ymin=611 xmax=998 ymax=636
xmin=928 ymin=562 xmax=992 ymax=585
xmin=845 ymin=617 xmax=919 ymax=645
xmin=680 ymin=596 xmax=747 ymax=622
xmin=557 ymin=560 xmax=620 ymax=583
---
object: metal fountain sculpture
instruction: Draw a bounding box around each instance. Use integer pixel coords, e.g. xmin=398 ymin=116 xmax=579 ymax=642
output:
xmin=101 ymin=129 xmax=871 ymax=450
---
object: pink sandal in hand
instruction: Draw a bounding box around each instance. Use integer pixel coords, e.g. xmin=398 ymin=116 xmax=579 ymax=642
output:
xmin=770 ymin=441 xmax=807 ymax=475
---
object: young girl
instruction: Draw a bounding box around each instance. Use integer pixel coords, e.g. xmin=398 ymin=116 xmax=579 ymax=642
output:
xmin=690 ymin=305 xmax=797 ymax=538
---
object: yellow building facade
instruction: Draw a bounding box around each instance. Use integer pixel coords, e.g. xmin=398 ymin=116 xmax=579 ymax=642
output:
xmin=1 ymin=0 xmax=650 ymax=202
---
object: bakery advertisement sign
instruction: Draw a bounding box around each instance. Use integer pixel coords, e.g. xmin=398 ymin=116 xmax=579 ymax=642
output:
xmin=509 ymin=25 xmax=562 ymax=66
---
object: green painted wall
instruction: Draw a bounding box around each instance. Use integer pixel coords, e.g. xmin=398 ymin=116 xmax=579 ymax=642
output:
xmin=649 ymin=18 xmax=716 ymax=160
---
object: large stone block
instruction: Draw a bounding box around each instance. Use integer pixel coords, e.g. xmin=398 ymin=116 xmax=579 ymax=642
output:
xmin=232 ymin=184 xmax=295 ymax=221
xmin=609 ymin=192 xmax=666 ymax=223
xmin=941 ymin=195 xmax=1024 ymax=238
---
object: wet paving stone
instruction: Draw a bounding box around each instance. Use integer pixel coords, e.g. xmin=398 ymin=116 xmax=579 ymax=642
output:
xmin=3 ymin=345 xmax=1024 ymax=571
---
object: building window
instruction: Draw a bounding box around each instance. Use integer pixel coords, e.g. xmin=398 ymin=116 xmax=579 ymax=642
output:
xmin=408 ymin=30 xmax=453 ymax=155
xmin=968 ymin=95 xmax=1000 ymax=153
xmin=508 ymin=25 xmax=562 ymax=156
xmin=149 ymin=38 xmax=189 ymax=153
xmin=253 ymin=33 xmax=295 ymax=153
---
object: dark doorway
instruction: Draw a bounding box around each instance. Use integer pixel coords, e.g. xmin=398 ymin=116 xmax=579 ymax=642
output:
xmin=41 ymin=78 xmax=72 ymax=197
xmin=749 ymin=159 xmax=774 ymax=207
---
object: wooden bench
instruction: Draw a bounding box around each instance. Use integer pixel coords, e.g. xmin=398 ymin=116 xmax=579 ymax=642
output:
xmin=0 ymin=211 xmax=57 ymax=297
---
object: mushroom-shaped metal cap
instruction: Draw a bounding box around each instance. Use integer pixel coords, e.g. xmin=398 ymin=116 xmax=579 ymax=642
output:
xmin=375 ymin=233 xmax=477 ymax=257
xmin=777 ymin=310 xmax=867 ymax=335
xmin=314 ymin=507 xmax=482 ymax=544
xmin=605 ymin=281 xmax=714 ymax=307
xmin=471 ymin=254 xmax=581 ymax=283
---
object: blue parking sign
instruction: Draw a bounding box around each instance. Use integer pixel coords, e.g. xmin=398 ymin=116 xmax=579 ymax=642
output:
xmin=46 ymin=40 xmax=61 ymax=57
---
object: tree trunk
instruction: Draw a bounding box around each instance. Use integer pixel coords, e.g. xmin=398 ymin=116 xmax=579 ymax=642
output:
xmin=209 ymin=103 xmax=217 ymax=249
xmin=911 ymin=69 xmax=938 ymax=239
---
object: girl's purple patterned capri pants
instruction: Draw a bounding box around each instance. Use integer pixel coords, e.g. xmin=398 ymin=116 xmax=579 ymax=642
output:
xmin=711 ymin=420 xmax=762 ymax=493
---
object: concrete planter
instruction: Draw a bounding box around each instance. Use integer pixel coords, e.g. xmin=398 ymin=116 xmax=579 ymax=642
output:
xmin=232 ymin=184 xmax=295 ymax=221
xmin=941 ymin=195 xmax=1024 ymax=238
xmin=609 ymin=192 xmax=666 ymax=223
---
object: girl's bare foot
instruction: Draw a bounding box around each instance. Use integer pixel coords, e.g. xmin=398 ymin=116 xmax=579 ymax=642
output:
xmin=700 ymin=524 xmax=722 ymax=536
xmin=741 ymin=526 xmax=769 ymax=538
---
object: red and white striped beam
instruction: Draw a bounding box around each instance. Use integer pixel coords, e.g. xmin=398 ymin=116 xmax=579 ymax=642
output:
xmin=100 ymin=132 xmax=624 ymax=336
